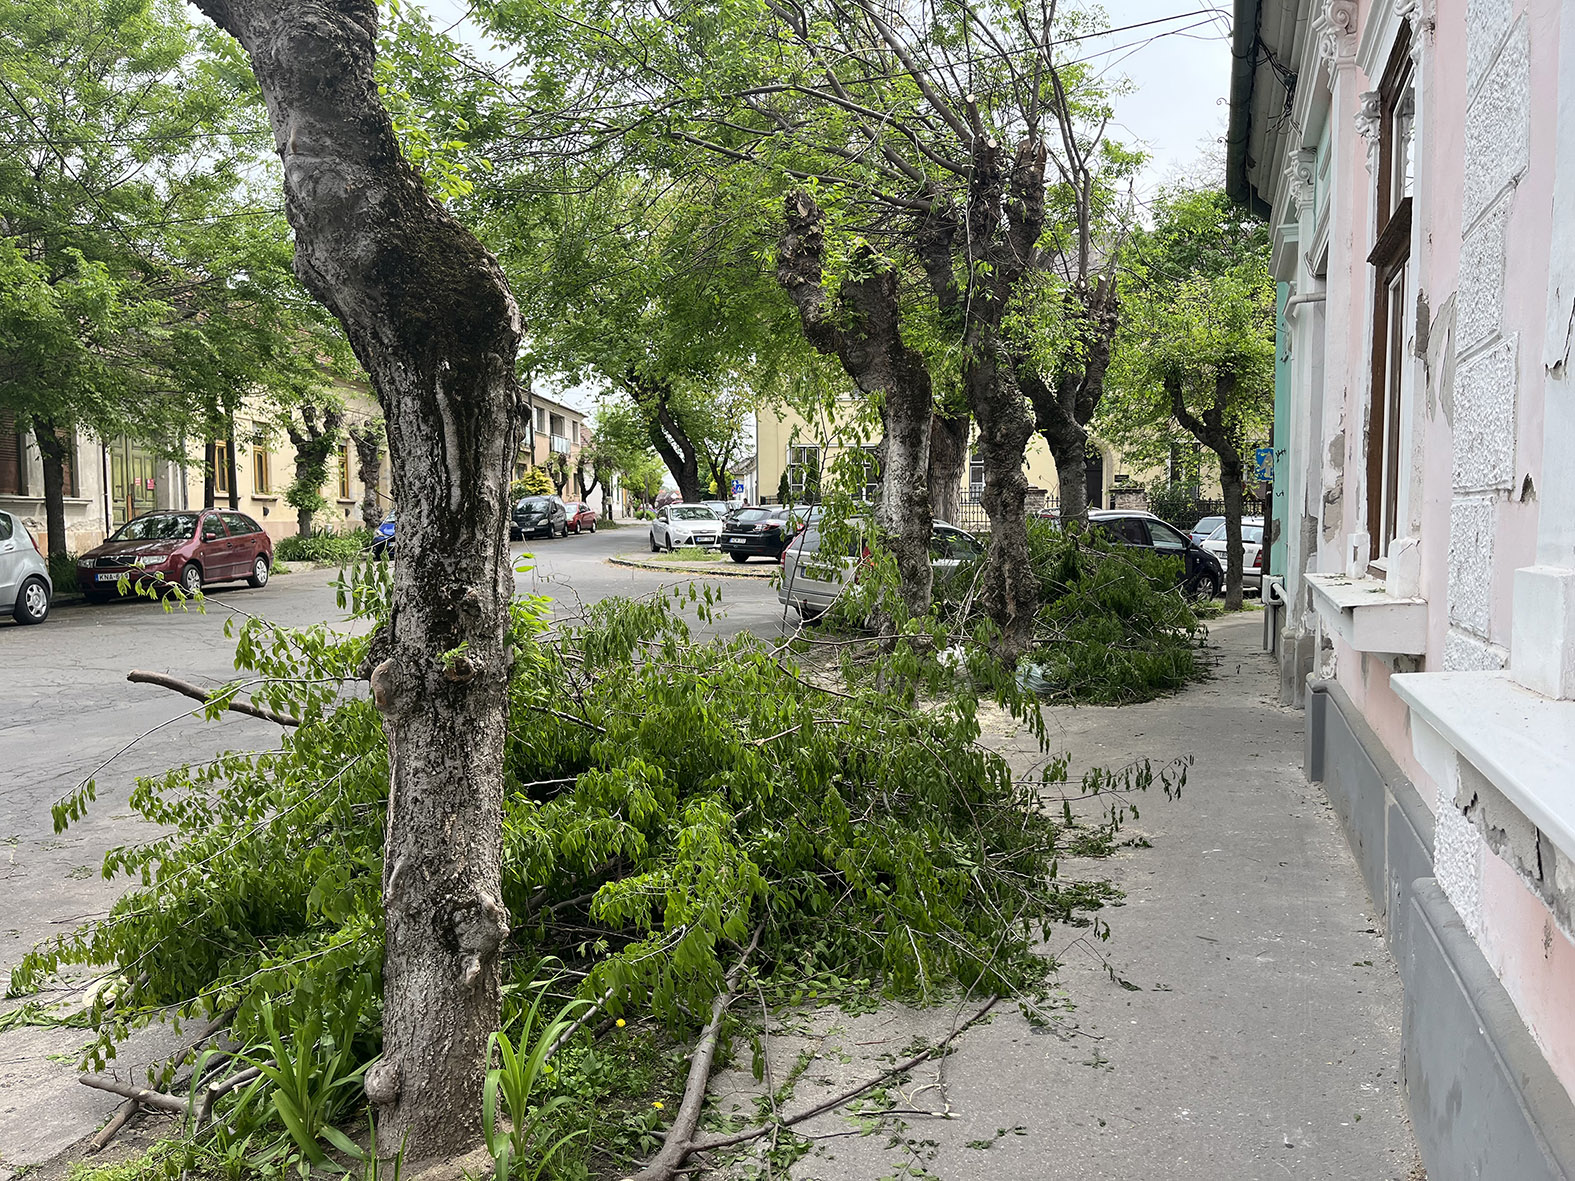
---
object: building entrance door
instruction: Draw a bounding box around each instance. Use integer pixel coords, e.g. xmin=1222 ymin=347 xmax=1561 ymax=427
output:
xmin=109 ymin=438 xmax=159 ymax=527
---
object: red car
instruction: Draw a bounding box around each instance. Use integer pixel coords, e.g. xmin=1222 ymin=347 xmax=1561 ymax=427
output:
xmin=563 ymin=501 xmax=599 ymax=534
xmin=76 ymin=509 xmax=274 ymax=600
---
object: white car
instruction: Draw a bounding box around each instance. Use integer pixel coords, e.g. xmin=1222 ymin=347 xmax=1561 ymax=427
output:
xmin=0 ymin=509 xmax=51 ymax=624
xmin=1202 ymin=517 xmax=1265 ymax=593
xmin=649 ymin=504 xmax=724 ymax=552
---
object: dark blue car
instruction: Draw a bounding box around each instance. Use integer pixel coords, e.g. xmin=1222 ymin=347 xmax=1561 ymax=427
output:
xmin=371 ymin=511 xmax=396 ymax=558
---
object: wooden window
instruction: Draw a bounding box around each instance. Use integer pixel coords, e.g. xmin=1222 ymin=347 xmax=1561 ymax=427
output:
xmin=213 ymin=440 xmax=231 ymax=496
xmin=0 ymin=410 xmax=26 ymax=496
xmin=338 ymin=444 xmax=352 ymax=499
xmin=252 ymin=445 xmax=271 ymax=494
xmin=786 ymin=444 xmax=821 ymax=498
xmin=1367 ymin=30 xmax=1415 ymax=560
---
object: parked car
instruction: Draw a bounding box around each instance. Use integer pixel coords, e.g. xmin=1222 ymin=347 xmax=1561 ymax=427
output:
xmin=0 ymin=509 xmax=51 ymax=624
xmin=76 ymin=509 xmax=274 ymax=600
xmin=719 ymin=506 xmax=814 ymax=562
xmin=563 ymin=501 xmax=599 ymax=534
xmin=701 ymin=500 xmax=730 ymax=520
xmin=649 ymin=504 xmax=723 ymax=551
xmin=1189 ymin=515 xmax=1226 ymax=546
xmin=513 ymin=495 xmax=569 ymax=540
xmin=371 ymin=510 xmax=396 ymax=557
xmin=778 ymin=519 xmax=983 ymax=620
xmin=1086 ymin=509 xmax=1223 ymax=598
xmin=1202 ymin=517 xmax=1266 ymax=593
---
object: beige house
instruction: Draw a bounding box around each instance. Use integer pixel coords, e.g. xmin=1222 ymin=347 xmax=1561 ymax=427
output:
xmin=0 ymin=385 xmax=391 ymax=552
xmin=518 ymin=390 xmax=607 ymax=508
xmin=754 ymin=403 xmax=1133 ymax=522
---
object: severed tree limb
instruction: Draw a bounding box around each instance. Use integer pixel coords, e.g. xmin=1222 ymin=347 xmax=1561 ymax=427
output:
xmin=194 ymin=1062 xmax=269 ymax=1129
xmin=689 ymin=995 xmax=1000 ymax=1155
xmin=87 ymin=1098 xmax=139 ymax=1153
xmin=623 ymin=925 xmax=763 ymax=1181
xmin=127 ymin=670 xmax=301 ymax=728
xmin=79 ymin=1074 xmax=192 ymax=1115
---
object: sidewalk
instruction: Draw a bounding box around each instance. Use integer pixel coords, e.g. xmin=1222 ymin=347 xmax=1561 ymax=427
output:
xmin=712 ymin=614 xmax=1424 ymax=1179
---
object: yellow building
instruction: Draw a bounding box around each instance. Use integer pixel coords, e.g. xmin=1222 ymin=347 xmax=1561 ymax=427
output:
xmin=753 ymin=403 xmax=1132 ymax=524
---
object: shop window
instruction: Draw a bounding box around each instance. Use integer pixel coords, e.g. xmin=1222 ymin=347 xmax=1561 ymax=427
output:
xmin=1366 ymin=29 xmax=1415 ymax=560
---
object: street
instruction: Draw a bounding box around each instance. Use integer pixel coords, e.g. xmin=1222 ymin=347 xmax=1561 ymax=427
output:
xmin=0 ymin=524 xmax=785 ymax=981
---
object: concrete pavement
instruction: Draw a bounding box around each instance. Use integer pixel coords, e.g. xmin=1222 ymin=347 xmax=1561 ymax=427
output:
xmin=711 ymin=614 xmax=1424 ymax=1180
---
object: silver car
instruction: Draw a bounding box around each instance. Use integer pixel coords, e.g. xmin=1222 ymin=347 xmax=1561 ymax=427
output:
xmin=0 ymin=509 xmax=52 ymax=625
xmin=778 ymin=519 xmax=983 ymax=619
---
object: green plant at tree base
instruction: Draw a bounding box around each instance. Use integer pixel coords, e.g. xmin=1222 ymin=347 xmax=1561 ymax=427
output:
xmin=22 ymin=560 xmax=1182 ymax=1178
xmin=483 ymin=983 xmax=590 ymax=1180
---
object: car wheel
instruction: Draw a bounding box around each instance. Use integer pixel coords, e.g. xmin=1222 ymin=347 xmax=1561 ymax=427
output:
xmin=650 ymin=533 xmax=661 ymax=553
xmin=730 ymin=553 xmax=749 ymax=564
xmin=589 ymin=519 xmax=597 ymax=533
xmin=1184 ymin=571 xmax=1218 ymax=600
xmin=247 ymin=555 xmax=270 ymax=588
xmin=509 ymin=525 xmax=522 ymax=542
xmin=13 ymin=576 xmax=49 ymax=624
xmin=179 ymin=562 xmax=203 ymax=596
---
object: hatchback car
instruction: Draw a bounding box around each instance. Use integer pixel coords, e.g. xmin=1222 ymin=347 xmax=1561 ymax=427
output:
xmin=1087 ymin=510 xmax=1223 ymax=598
xmin=513 ymin=495 xmax=568 ymax=540
xmin=778 ymin=519 xmax=983 ymax=620
xmin=649 ymin=504 xmax=723 ymax=551
xmin=1202 ymin=518 xmax=1266 ymax=593
xmin=719 ymin=506 xmax=811 ymax=562
xmin=77 ymin=509 xmax=273 ymax=599
xmin=0 ymin=509 xmax=51 ymax=624
xmin=563 ymin=502 xmax=599 ymax=534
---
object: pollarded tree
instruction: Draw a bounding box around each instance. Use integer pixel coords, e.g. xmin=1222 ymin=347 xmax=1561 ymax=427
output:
xmin=283 ymin=394 xmax=345 ymax=537
xmin=1102 ymin=188 xmax=1274 ymax=610
xmin=350 ymin=415 xmax=387 ymax=523
xmin=189 ymin=0 xmax=523 ymax=1159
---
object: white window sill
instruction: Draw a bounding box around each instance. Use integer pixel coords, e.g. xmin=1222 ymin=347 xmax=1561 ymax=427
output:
xmin=1307 ymin=572 xmax=1429 ymax=654
xmin=1392 ymin=670 xmax=1575 ymax=860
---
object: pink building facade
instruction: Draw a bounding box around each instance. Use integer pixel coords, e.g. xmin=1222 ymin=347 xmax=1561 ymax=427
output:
xmin=1230 ymin=0 xmax=1575 ymax=1172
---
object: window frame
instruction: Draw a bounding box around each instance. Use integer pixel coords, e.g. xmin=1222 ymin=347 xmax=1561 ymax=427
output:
xmin=214 ymin=439 xmax=232 ymax=496
xmin=786 ymin=444 xmax=822 ymax=499
xmin=338 ymin=443 xmax=352 ymax=500
xmin=1366 ymin=29 xmax=1415 ymax=562
xmin=252 ymin=444 xmax=271 ymax=494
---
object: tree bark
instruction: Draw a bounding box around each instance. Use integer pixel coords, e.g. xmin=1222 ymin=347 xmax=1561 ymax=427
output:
xmin=778 ymin=191 xmax=933 ymax=616
xmin=627 ymin=378 xmax=703 ymax=502
xmin=225 ymin=417 xmax=239 ymax=510
xmin=203 ymin=439 xmax=217 ymax=509
xmin=1169 ymin=373 xmax=1246 ymax=610
xmin=928 ymin=406 xmax=968 ymax=524
xmin=351 ymin=420 xmax=384 ymax=523
xmin=34 ymin=419 xmax=68 ymax=561
xmin=192 ymin=0 xmax=521 ymax=1159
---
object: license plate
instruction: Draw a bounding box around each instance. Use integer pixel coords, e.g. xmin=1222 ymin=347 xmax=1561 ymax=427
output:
xmin=95 ymin=572 xmax=123 ymax=582
xmin=724 ymin=537 xmax=741 ymax=545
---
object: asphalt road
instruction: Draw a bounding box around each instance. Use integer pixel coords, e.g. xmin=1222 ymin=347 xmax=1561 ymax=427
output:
xmin=0 ymin=523 xmax=786 ymax=982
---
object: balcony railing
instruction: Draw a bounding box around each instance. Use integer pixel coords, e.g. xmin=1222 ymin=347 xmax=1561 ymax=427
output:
xmin=549 ymin=435 xmax=570 ymax=454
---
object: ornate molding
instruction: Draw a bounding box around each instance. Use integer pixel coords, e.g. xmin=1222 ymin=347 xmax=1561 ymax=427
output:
xmin=1314 ymin=0 xmax=1360 ymax=72
xmin=1355 ymin=90 xmax=1383 ymax=167
xmin=1284 ymin=149 xmax=1318 ymax=219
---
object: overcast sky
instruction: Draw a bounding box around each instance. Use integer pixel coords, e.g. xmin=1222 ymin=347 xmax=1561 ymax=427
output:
xmin=419 ymin=0 xmax=1234 ymax=415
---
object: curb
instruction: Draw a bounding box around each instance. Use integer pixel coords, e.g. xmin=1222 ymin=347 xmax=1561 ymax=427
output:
xmin=607 ymin=553 xmax=777 ymax=579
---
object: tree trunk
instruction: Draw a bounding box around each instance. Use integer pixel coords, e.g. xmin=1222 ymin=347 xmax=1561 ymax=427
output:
xmin=964 ymin=347 xmax=1036 ymax=660
xmin=353 ymin=422 xmax=384 ymax=523
xmin=193 ymin=0 xmax=521 ymax=1160
xmin=34 ymin=420 xmax=68 ymax=561
xmin=1220 ymin=453 xmax=1246 ymax=611
xmin=634 ymin=386 xmax=702 ymax=502
xmin=203 ymin=439 xmax=216 ymax=509
xmin=778 ymin=191 xmax=933 ymax=616
xmin=225 ymin=418 xmax=239 ymax=510
xmin=928 ymin=406 xmax=968 ymax=524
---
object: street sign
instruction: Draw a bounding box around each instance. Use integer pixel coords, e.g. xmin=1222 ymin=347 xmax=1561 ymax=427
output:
xmin=731 ymin=480 xmax=745 ymax=495
xmin=1253 ymin=446 xmax=1275 ymax=483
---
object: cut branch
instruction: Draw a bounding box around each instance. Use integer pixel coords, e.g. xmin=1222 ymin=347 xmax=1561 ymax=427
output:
xmin=127 ymin=670 xmax=301 ymax=728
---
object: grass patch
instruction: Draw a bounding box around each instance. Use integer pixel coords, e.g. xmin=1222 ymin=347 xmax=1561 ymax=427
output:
xmin=648 ymin=546 xmax=724 ymax=563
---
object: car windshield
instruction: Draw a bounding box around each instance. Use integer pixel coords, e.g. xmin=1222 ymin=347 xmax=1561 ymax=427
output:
xmin=1195 ymin=517 xmax=1224 ymax=534
xmin=381 ymin=511 xmax=395 ymax=524
xmin=1206 ymin=522 xmax=1264 ymax=544
xmin=732 ymin=508 xmax=773 ymax=524
xmin=519 ymin=497 xmax=553 ymax=511
xmin=671 ymin=506 xmax=718 ymax=520
xmin=111 ymin=513 xmax=196 ymax=542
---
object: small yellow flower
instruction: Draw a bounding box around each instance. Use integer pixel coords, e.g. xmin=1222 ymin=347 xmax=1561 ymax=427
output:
xmin=616 ymin=1018 xmax=626 ymax=1028
xmin=653 ymin=1101 xmax=664 ymax=1110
